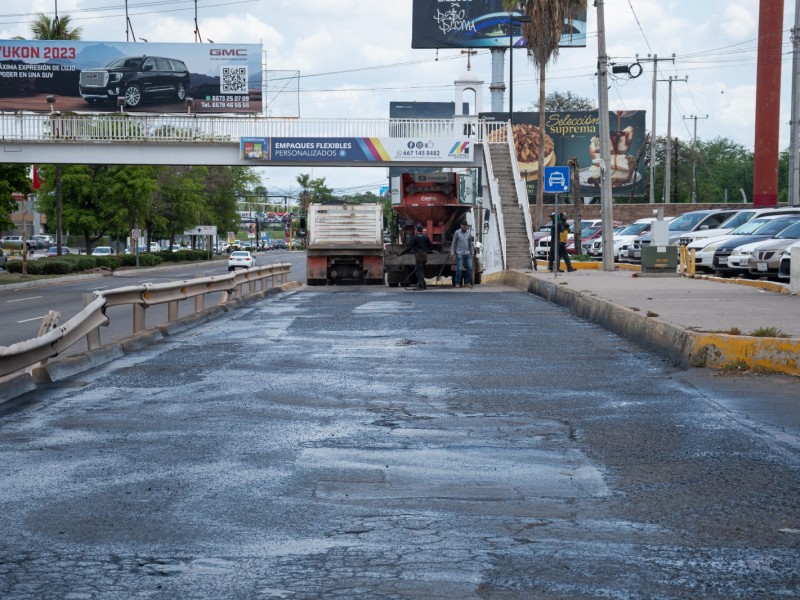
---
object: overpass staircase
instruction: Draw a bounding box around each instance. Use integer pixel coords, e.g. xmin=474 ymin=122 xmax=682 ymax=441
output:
xmin=487 ymin=142 xmax=535 ymax=270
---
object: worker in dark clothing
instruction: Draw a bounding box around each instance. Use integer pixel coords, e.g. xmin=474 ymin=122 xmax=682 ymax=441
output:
xmin=399 ymin=223 xmax=433 ymax=289
xmin=548 ymin=212 xmax=577 ymax=272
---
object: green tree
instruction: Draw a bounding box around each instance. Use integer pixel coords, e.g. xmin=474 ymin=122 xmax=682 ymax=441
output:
xmin=309 ymin=178 xmax=336 ymax=204
xmin=504 ymin=0 xmax=587 ymax=228
xmin=107 ymin=165 xmax=159 ymax=250
xmin=778 ymin=148 xmax=789 ymax=204
xmin=296 ymin=173 xmax=312 ymax=214
xmin=36 ymin=164 xmax=116 ymax=251
xmin=694 ymin=137 xmax=754 ymax=203
xmin=533 ymin=90 xmax=596 ymax=111
xmin=151 ymin=166 xmax=209 ymax=247
xmin=0 ymin=165 xmax=31 ymax=232
xmin=31 ymin=11 xmax=82 ymax=254
xmin=205 ymin=166 xmax=259 ymax=243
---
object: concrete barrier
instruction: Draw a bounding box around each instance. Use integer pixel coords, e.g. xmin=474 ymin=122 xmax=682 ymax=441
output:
xmin=486 ymin=270 xmax=800 ymax=376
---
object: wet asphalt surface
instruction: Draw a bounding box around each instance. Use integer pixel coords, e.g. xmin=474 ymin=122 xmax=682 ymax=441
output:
xmin=1 ymin=286 xmax=799 ymax=599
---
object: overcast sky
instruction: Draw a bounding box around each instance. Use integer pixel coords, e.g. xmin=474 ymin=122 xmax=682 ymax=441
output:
xmin=1 ymin=0 xmax=795 ymax=200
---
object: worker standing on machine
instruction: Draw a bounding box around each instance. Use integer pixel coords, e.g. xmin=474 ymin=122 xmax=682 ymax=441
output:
xmin=449 ymin=221 xmax=475 ymax=288
xmin=399 ymin=223 xmax=432 ymax=290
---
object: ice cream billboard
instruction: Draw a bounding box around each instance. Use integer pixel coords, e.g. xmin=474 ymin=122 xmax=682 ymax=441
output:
xmin=0 ymin=40 xmax=262 ymax=114
xmin=481 ymin=110 xmax=647 ymax=197
xmin=411 ymin=0 xmax=587 ymax=49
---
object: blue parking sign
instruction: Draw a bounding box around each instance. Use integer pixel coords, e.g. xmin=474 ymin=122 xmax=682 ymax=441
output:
xmin=543 ymin=166 xmax=570 ymax=194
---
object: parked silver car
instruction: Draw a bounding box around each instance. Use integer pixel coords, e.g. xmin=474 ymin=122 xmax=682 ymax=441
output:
xmin=747 ymin=221 xmax=800 ymax=278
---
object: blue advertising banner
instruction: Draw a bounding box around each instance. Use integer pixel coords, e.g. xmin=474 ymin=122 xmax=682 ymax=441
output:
xmin=241 ymin=137 xmax=473 ymax=163
xmin=0 ymin=40 xmax=262 ymax=114
xmin=411 ymin=0 xmax=587 ymax=49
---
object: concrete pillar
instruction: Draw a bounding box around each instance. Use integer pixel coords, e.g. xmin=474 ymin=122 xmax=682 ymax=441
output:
xmin=791 ymin=247 xmax=800 ymax=295
xmin=752 ymin=0 xmax=783 ymax=207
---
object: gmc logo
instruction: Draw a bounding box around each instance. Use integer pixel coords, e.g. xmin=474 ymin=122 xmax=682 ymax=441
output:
xmin=210 ymin=49 xmax=247 ymax=57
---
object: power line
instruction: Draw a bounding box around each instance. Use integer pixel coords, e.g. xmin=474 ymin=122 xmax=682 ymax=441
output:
xmin=626 ymin=0 xmax=653 ymax=54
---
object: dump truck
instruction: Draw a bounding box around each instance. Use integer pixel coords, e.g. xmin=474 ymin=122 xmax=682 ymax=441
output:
xmin=306 ymin=203 xmax=385 ymax=286
xmin=384 ymin=171 xmax=482 ymax=287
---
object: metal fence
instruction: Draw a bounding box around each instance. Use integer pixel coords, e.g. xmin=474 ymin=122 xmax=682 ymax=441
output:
xmin=0 ymin=262 xmax=291 ymax=379
xmin=0 ymin=113 xmax=509 ymax=144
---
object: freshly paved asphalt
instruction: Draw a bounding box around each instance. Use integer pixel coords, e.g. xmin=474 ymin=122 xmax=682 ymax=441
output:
xmin=1 ymin=284 xmax=799 ymax=598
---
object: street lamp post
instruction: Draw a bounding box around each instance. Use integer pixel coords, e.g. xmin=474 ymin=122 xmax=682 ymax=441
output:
xmin=508 ymin=13 xmax=531 ymax=125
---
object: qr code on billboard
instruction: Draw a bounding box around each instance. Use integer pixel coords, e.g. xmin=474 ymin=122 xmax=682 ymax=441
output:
xmin=221 ymin=66 xmax=248 ymax=94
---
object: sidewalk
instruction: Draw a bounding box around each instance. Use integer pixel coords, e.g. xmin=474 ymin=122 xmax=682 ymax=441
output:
xmin=486 ymin=267 xmax=799 ymax=376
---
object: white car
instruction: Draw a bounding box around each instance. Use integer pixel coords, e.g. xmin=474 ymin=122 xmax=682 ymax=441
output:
xmin=227 ymin=250 xmax=256 ymax=271
xmin=711 ymin=216 xmax=800 ymax=275
xmin=91 ymin=246 xmax=115 ymax=256
xmin=678 ymin=207 xmax=800 ymax=246
xmin=688 ymin=215 xmax=798 ymax=272
xmin=610 ymin=218 xmax=666 ymax=261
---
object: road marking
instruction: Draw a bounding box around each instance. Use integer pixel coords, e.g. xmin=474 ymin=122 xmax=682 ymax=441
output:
xmin=6 ymin=296 xmax=43 ymax=303
xmin=18 ymin=315 xmax=44 ymax=323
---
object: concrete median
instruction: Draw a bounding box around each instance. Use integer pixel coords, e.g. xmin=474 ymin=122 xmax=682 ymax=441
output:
xmin=486 ymin=269 xmax=799 ymax=376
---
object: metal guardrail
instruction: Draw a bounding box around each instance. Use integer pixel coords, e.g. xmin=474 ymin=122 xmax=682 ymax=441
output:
xmin=0 ymin=113 xmax=510 ymax=144
xmin=0 ymin=262 xmax=291 ymax=379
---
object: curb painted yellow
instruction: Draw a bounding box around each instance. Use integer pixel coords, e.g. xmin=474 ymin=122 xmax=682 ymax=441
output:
xmin=690 ymin=333 xmax=800 ymax=374
xmin=485 ymin=270 xmax=799 ymax=376
xmin=697 ymin=274 xmax=790 ymax=294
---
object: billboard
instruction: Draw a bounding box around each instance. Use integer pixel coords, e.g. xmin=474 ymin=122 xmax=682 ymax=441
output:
xmin=240 ymin=137 xmax=474 ymax=163
xmin=0 ymin=40 xmax=262 ymax=114
xmin=411 ymin=0 xmax=586 ymax=49
xmin=481 ymin=110 xmax=647 ymax=197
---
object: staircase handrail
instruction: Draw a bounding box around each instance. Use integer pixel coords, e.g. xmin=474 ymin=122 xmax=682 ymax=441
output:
xmin=504 ymin=121 xmax=536 ymax=264
xmin=481 ymin=136 xmax=507 ymax=269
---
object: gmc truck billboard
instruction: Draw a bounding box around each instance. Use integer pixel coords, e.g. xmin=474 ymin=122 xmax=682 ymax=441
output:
xmin=0 ymin=40 xmax=262 ymax=114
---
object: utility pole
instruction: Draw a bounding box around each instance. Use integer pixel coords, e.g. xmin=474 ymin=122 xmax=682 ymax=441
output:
xmin=790 ymin=5 xmax=800 ymax=206
xmin=637 ymin=54 xmax=675 ymax=204
xmin=596 ymin=0 xmax=614 ymax=272
xmin=683 ymin=114 xmax=708 ymax=203
xmin=659 ymin=75 xmax=687 ymax=203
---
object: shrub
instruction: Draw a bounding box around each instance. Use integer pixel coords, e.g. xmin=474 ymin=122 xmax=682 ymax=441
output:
xmin=74 ymin=256 xmax=97 ymax=271
xmin=138 ymin=253 xmax=163 ymax=267
xmin=41 ymin=259 xmax=72 ymax=275
xmin=119 ymin=253 xmax=163 ymax=267
xmin=748 ymin=327 xmax=789 ymax=338
xmin=22 ymin=260 xmax=45 ymax=275
xmin=93 ymin=256 xmax=123 ymax=269
xmin=5 ymin=260 xmax=22 ymax=273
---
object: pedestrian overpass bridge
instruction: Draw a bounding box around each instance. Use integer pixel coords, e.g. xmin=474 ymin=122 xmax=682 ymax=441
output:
xmin=0 ymin=112 xmax=504 ymax=168
xmin=0 ymin=112 xmax=536 ymax=274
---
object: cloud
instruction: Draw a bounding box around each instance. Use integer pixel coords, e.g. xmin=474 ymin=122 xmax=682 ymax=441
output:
xmin=720 ymin=4 xmax=757 ymax=40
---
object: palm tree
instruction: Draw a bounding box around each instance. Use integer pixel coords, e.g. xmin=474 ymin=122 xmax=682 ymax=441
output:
xmin=31 ymin=12 xmax=82 ymax=255
xmin=503 ymin=0 xmax=586 ymax=229
xmin=296 ymin=174 xmax=312 ymax=215
xmin=31 ymin=12 xmax=82 ymax=40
